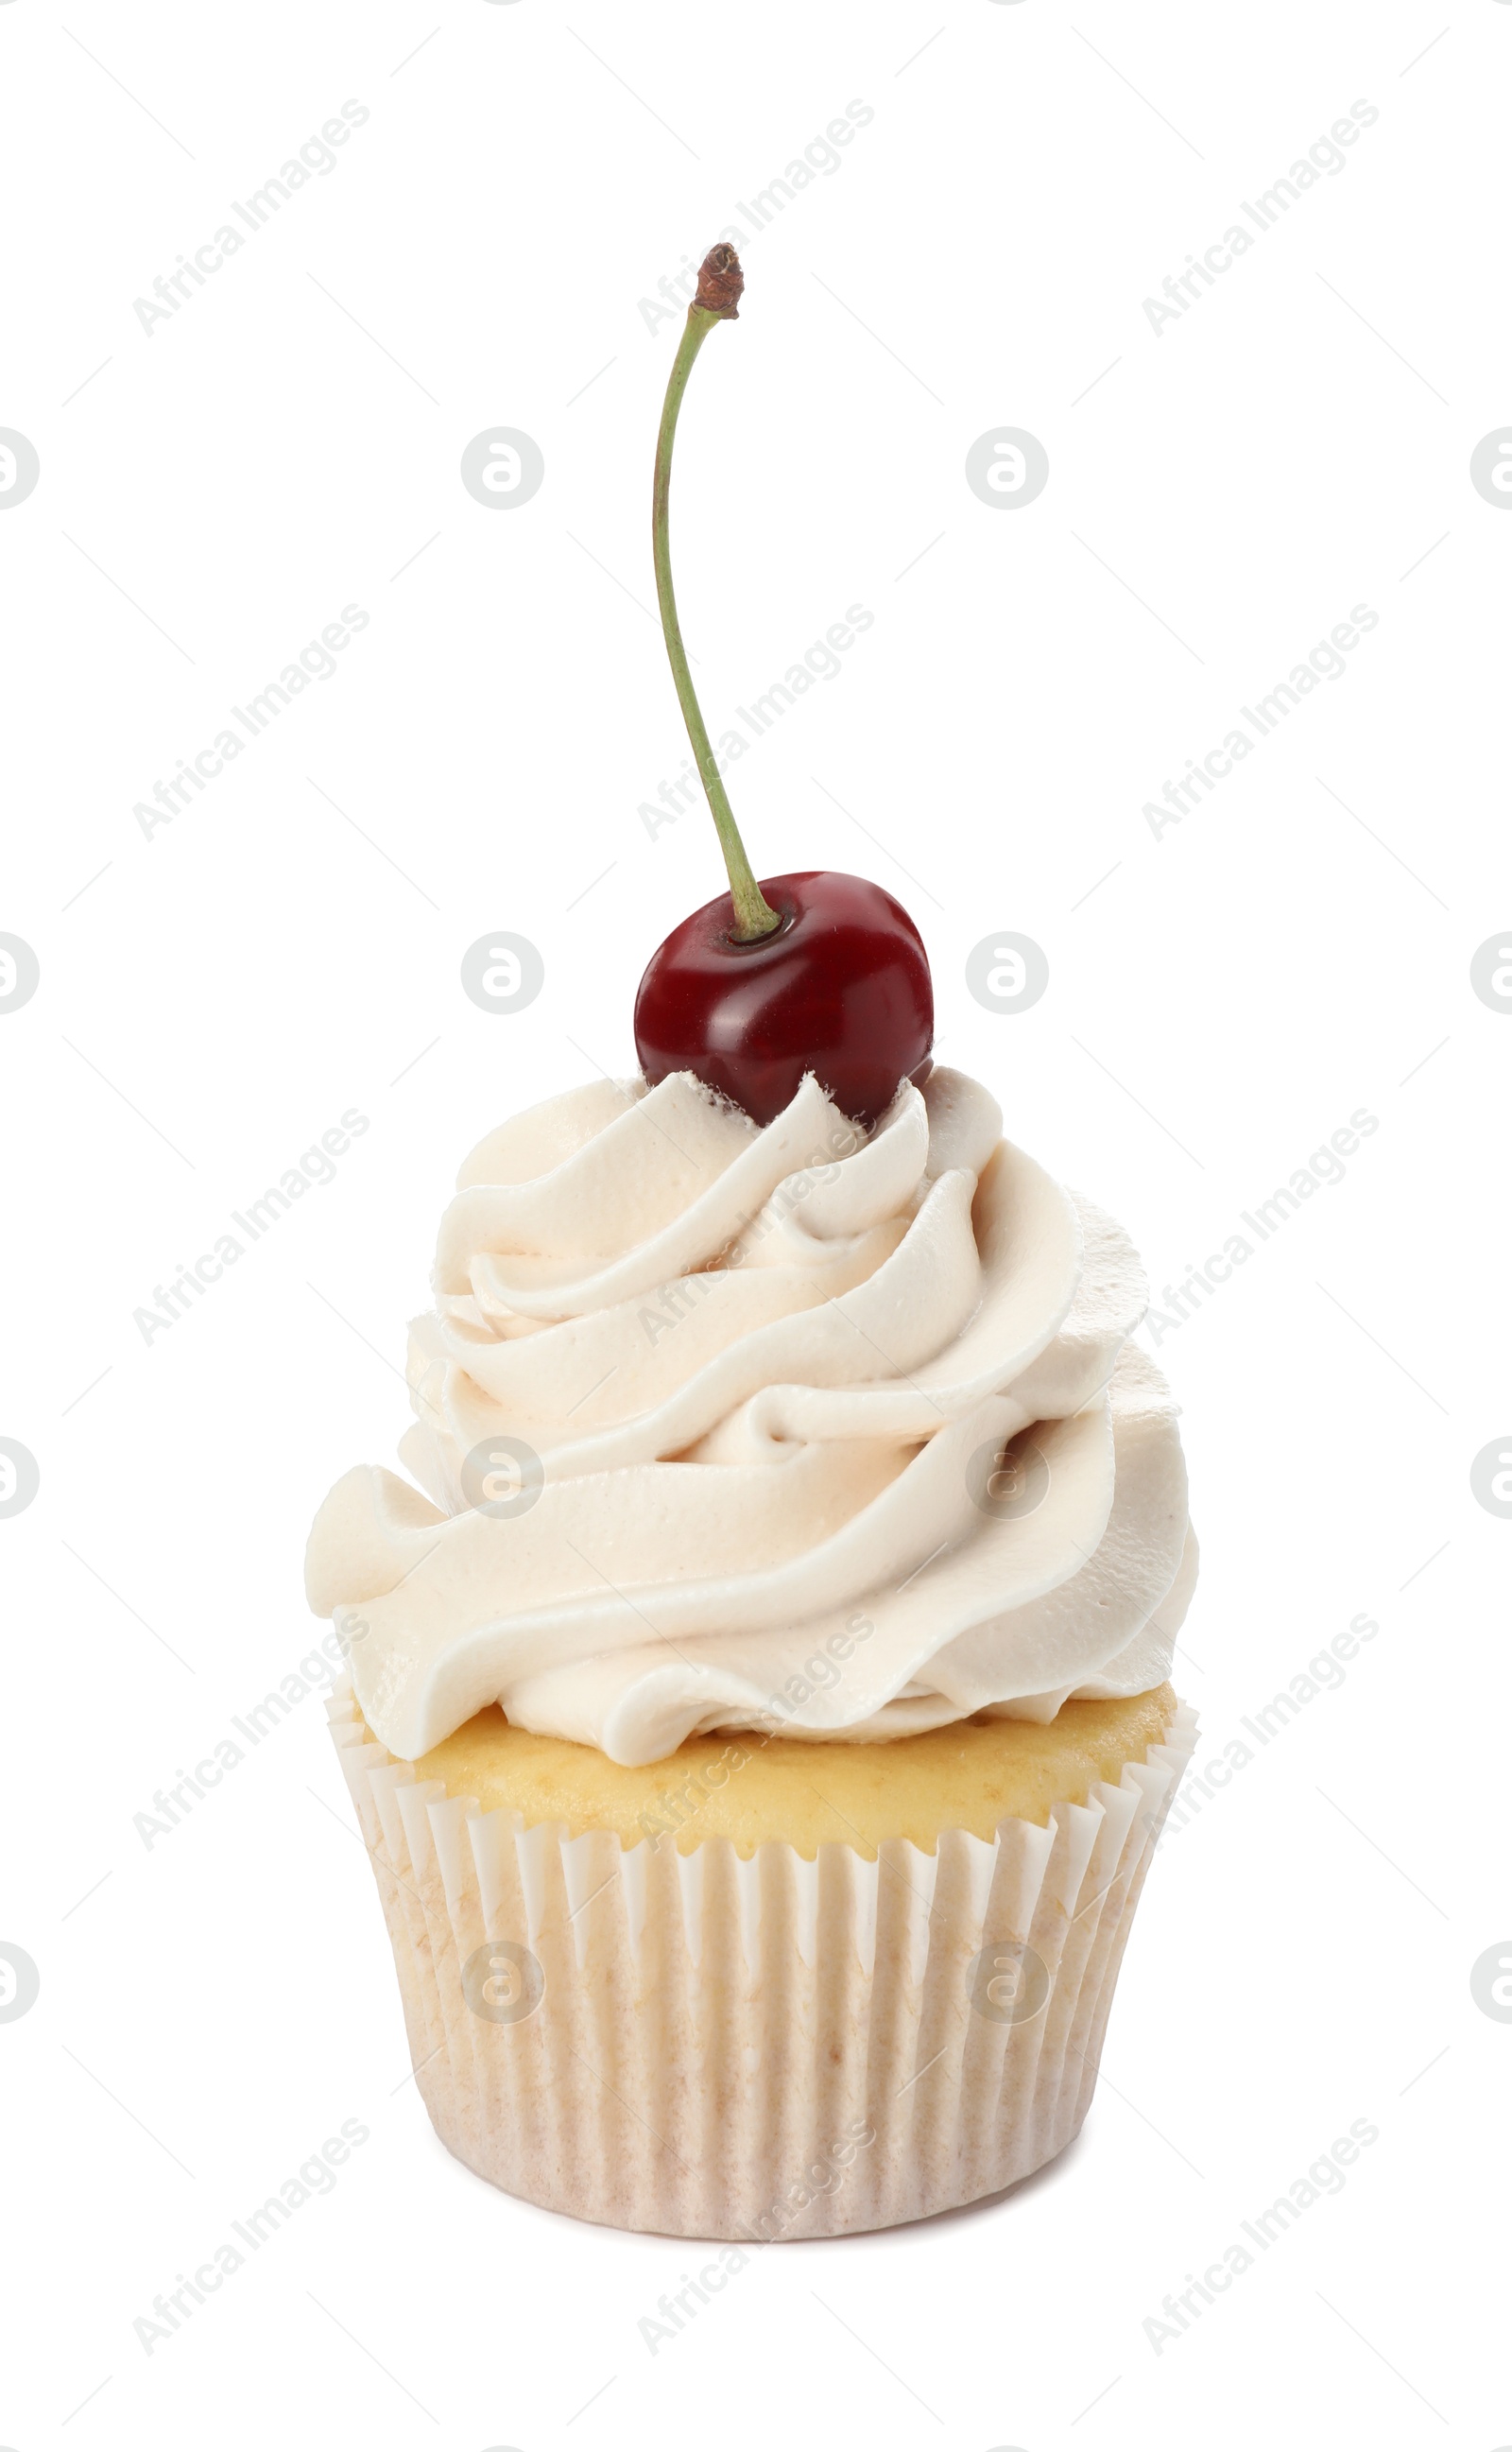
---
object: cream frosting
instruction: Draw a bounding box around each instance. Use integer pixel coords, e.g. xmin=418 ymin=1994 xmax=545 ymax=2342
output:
xmin=305 ymin=1067 xmax=1196 ymax=1766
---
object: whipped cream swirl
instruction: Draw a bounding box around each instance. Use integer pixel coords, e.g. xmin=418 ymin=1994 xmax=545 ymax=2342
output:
xmin=306 ymin=1067 xmax=1196 ymax=1766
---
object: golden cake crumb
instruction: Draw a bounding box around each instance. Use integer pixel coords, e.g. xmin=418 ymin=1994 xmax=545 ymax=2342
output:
xmin=393 ymin=1684 xmax=1179 ymax=1859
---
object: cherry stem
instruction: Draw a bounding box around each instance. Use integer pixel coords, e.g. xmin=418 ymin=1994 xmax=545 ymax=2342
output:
xmin=652 ymin=247 xmax=780 ymax=942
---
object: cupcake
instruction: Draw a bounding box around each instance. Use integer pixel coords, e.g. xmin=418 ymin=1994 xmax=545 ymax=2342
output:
xmin=305 ymin=242 xmax=1199 ymax=2239
xmin=310 ymin=1061 xmax=1196 ymax=2236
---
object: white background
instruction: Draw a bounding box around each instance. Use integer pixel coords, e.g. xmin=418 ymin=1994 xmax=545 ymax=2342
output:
xmin=2 ymin=1 xmax=1507 ymax=2444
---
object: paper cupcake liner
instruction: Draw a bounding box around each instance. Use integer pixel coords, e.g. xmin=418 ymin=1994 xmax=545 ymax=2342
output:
xmin=327 ymin=1684 xmax=1197 ymax=2239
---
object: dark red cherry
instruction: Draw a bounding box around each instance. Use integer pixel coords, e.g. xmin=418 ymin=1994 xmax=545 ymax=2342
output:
xmin=634 ymin=869 xmax=933 ymax=1129
xmin=636 ymin=261 xmax=934 ymax=1127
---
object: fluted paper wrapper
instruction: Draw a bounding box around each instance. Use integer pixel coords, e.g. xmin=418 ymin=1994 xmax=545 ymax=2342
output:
xmin=327 ymin=1684 xmax=1196 ymax=2238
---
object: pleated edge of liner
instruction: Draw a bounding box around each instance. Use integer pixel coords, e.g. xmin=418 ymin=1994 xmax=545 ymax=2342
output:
xmin=323 ymin=1678 xmax=1198 ymax=1977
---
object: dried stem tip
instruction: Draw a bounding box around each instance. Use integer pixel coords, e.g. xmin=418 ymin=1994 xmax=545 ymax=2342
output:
xmin=694 ymin=242 xmax=744 ymax=319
